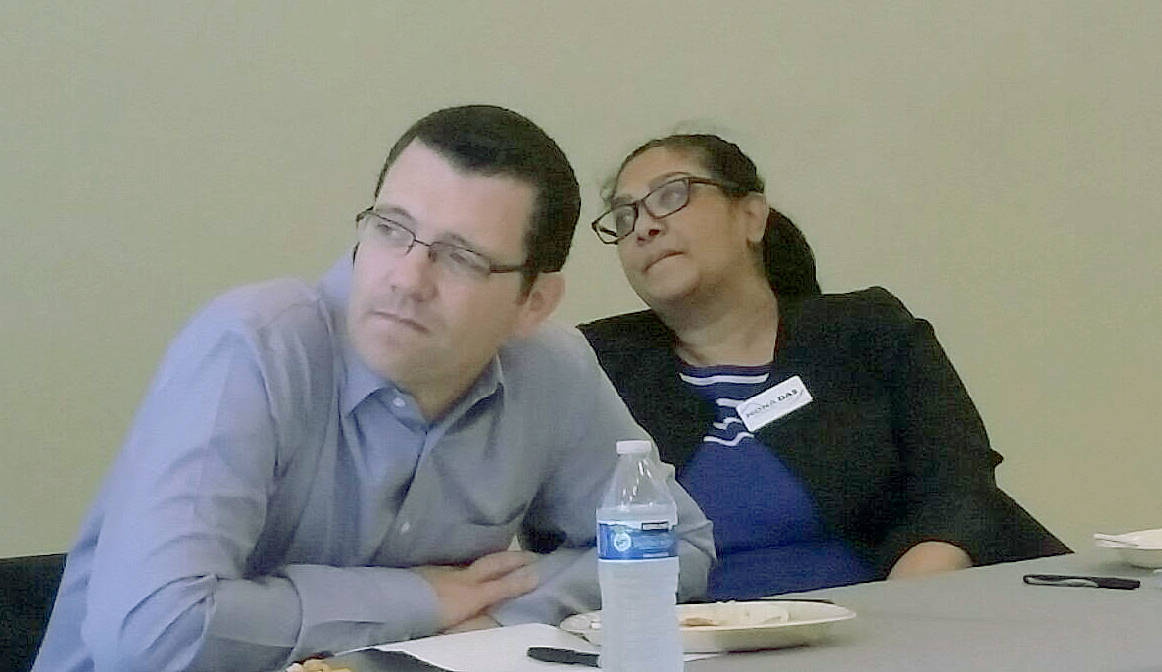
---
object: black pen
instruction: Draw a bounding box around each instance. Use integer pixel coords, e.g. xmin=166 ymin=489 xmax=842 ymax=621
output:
xmin=1022 ymin=573 xmax=1140 ymax=590
xmin=527 ymin=646 xmax=600 ymax=667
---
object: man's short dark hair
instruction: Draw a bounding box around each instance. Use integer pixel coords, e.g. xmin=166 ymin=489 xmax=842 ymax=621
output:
xmin=374 ymin=105 xmax=580 ymax=285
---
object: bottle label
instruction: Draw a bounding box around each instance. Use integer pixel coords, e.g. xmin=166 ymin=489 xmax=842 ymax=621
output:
xmin=596 ymin=520 xmax=677 ymax=560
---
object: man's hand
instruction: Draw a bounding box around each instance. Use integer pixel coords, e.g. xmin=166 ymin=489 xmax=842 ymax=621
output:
xmin=413 ymin=550 xmax=539 ymax=630
xmin=888 ymin=540 xmax=971 ymax=580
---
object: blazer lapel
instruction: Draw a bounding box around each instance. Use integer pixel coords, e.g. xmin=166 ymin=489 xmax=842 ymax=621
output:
xmin=601 ymin=315 xmax=714 ymax=474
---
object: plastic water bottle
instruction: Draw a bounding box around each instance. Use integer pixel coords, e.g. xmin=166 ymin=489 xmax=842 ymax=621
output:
xmin=596 ymin=439 xmax=683 ymax=672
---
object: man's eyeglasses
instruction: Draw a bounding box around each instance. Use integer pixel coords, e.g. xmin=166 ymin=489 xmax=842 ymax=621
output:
xmin=355 ymin=209 xmax=528 ymax=280
xmin=590 ymin=176 xmax=747 ymax=244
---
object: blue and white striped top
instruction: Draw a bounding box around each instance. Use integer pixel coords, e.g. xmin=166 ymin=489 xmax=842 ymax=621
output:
xmin=677 ymin=362 xmax=873 ymax=599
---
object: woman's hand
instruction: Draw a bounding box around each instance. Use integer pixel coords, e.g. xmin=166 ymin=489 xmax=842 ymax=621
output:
xmin=888 ymin=541 xmax=971 ymax=579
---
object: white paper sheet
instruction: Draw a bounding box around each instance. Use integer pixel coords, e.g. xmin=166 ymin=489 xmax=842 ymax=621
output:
xmin=371 ymin=623 xmax=713 ymax=671
xmin=374 ymin=623 xmax=595 ymax=671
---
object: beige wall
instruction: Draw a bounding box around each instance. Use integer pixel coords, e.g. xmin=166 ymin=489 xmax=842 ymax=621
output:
xmin=2 ymin=1 xmax=1159 ymax=557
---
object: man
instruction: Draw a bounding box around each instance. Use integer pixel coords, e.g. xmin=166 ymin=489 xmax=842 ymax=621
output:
xmin=33 ymin=105 xmax=714 ymax=672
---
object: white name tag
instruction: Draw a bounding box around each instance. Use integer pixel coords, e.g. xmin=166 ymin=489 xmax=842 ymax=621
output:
xmin=736 ymin=375 xmax=813 ymax=432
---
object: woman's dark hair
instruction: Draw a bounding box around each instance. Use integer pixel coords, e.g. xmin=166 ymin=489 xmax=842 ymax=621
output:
xmin=614 ymin=134 xmax=821 ymax=298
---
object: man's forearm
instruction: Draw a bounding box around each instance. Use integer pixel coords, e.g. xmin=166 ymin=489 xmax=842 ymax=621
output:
xmin=86 ymin=565 xmax=443 ymax=672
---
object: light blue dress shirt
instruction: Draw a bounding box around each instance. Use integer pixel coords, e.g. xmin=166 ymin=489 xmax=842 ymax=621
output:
xmin=33 ymin=255 xmax=715 ymax=672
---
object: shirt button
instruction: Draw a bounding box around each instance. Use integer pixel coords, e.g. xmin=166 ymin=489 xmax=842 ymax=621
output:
xmin=392 ymin=397 xmax=406 ymax=408
xmin=399 ymin=521 xmax=411 ymax=534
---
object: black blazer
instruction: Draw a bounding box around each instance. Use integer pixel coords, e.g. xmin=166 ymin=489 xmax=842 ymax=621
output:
xmin=580 ymin=287 xmax=1069 ymax=576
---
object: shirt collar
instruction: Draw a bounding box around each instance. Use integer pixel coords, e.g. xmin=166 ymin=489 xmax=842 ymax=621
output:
xmin=454 ymin=354 xmax=505 ymax=416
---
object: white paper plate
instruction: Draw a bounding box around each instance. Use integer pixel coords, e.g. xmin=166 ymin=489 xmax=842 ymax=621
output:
xmin=560 ymin=600 xmax=856 ymax=653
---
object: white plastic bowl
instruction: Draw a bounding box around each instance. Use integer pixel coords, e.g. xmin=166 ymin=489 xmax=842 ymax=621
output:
xmin=1094 ymin=528 xmax=1162 ymax=569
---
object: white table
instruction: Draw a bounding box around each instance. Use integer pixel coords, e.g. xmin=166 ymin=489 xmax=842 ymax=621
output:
xmin=687 ymin=551 xmax=1162 ymax=672
xmin=336 ymin=551 xmax=1158 ymax=671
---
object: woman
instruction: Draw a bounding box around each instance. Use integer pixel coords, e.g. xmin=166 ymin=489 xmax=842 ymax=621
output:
xmin=579 ymin=134 xmax=1067 ymax=600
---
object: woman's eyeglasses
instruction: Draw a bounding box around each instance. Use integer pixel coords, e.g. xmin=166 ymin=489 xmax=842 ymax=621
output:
xmin=590 ymin=176 xmax=746 ymax=244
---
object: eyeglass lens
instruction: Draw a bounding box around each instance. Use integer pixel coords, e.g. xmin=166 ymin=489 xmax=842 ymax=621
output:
xmin=609 ymin=178 xmax=692 ymax=240
xmin=360 ymin=214 xmax=493 ymax=277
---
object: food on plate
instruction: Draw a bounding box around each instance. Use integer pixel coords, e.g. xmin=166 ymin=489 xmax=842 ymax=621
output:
xmin=678 ymin=601 xmax=791 ymax=628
